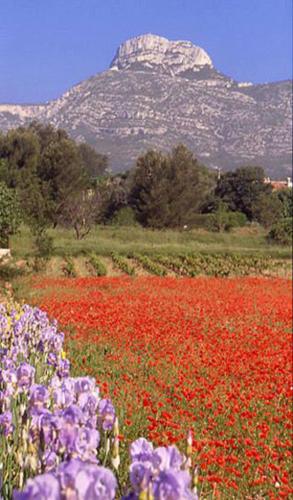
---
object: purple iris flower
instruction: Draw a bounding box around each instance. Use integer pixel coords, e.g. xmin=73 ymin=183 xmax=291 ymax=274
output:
xmin=73 ymin=427 xmax=100 ymax=462
xmin=58 ymin=459 xmax=117 ymax=500
xmin=57 ymin=358 xmax=70 ymax=379
xmin=1 ymin=368 xmax=17 ymax=386
xmin=48 ymin=332 xmax=64 ymax=352
xmin=97 ymin=399 xmax=115 ymax=431
xmin=0 ymin=410 xmax=13 ymax=437
xmin=47 ymin=352 xmax=58 ymax=368
xmin=16 ymin=363 xmax=35 ymax=390
xmin=77 ymin=392 xmax=99 ymax=418
xmin=153 ymin=470 xmax=197 ymax=500
xmin=74 ymin=377 xmax=95 ymax=395
xmin=29 ymin=385 xmax=50 ymax=412
xmin=31 ymin=410 xmax=58 ymax=448
xmin=52 ymin=387 xmax=74 ymax=409
xmin=58 ymin=422 xmax=78 ymax=453
xmin=42 ymin=451 xmax=58 ymax=472
xmin=130 ymin=438 xmax=154 ymax=463
xmin=0 ymin=389 xmax=11 ymax=411
xmin=153 ymin=446 xmax=184 ymax=472
xmin=129 ymin=462 xmax=153 ymax=494
xmin=61 ymin=405 xmax=84 ymax=426
xmin=13 ymin=473 xmax=61 ymax=500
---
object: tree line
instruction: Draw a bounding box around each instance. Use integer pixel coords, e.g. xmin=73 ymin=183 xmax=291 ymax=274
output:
xmin=0 ymin=123 xmax=292 ymax=251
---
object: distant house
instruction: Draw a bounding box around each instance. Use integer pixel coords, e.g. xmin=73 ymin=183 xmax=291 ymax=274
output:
xmin=264 ymin=177 xmax=292 ymax=190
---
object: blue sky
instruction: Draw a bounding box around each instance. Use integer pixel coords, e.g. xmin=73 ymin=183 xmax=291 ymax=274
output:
xmin=0 ymin=0 xmax=292 ymax=103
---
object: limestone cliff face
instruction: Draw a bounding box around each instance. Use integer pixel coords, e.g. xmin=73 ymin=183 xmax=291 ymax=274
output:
xmin=110 ymin=34 xmax=213 ymax=75
xmin=0 ymin=34 xmax=292 ymax=177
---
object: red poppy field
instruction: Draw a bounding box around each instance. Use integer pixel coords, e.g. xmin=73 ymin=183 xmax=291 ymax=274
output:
xmin=30 ymin=276 xmax=292 ymax=498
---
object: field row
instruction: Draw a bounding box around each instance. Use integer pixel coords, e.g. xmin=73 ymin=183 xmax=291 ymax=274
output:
xmin=12 ymin=252 xmax=291 ymax=279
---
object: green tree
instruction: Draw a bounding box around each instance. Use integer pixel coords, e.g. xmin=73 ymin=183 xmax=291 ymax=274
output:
xmin=207 ymin=201 xmax=247 ymax=232
xmin=277 ymin=188 xmax=293 ymax=218
xmin=252 ymin=192 xmax=283 ymax=227
xmin=214 ymin=166 xmax=273 ymax=221
xmin=0 ymin=183 xmax=21 ymax=247
xmin=267 ymin=218 xmax=292 ymax=246
xmin=78 ymin=143 xmax=108 ymax=181
xmin=37 ymin=137 xmax=89 ymax=225
xmin=0 ymin=123 xmax=93 ymax=230
xmin=0 ymin=128 xmax=40 ymax=188
xmin=129 ymin=145 xmax=214 ymax=228
xmin=99 ymin=172 xmax=132 ymax=223
xmin=129 ymin=150 xmax=171 ymax=228
xmin=166 ymin=145 xmax=214 ymax=226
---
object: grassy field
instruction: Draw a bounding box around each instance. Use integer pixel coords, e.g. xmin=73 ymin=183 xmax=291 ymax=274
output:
xmin=10 ymin=224 xmax=292 ymax=259
xmin=0 ymin=224 xmax=290 ymax=289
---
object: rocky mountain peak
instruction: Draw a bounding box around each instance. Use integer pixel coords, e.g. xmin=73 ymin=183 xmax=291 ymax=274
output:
xmin=0 ymin=34 xmax=291 ymax=177
xmin=110 ymin=33 xmax=213 ymax=75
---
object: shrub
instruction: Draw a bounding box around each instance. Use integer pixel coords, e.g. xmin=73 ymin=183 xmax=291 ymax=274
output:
xmin=34 ymin=231 xmax=54 ymax=259
xmin=131 ymin=253 xmax=167 ymax=276
xmin=88 ymin=254 xmax=107 ymax=276
xmin=62 ymin=256 xmax=77 ymax=277
xmin=154 ymin=254 xmax=193 ymax=276
xmin=0 ymin=182 xmax=21 ymax=247
xmin=208 ymin=210 xmax=247 ymax=232
xmin=188 ymin=213 xmax=215 ymax=230
xmin=267 ymin=218 xmax=292 ymax=246
xmin=111 ymin=207 xmax=138 ymax=226
xmin=111 ymin=253 xmax=135 ymax=275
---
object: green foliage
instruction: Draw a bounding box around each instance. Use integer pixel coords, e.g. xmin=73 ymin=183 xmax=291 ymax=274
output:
xmin=111 ymin=253 xmax=136 ymax=276
xmin=34 ymin=231 xmax=54 ymax=259
xmin=129 ymin=145 xmax=215 ymax=228
xmin=0 ymin=128 xmax=40 ymax=188
xmin=78 ymin=143 xmax=108 ymax=181
xmin=151 ymin=252 xmax=276 ymax=277
xmin=179 ymin=253 xmax=272 ymax=277
xmin=62 ymin=256 xmax=77 ymax=277
xmin=131 ymin=253 xmax=167 ymax=276
xmin=37 ymin=133 xmax=89 ymax=225
xmin=277 ymin=188 xmax=293 ymax=218
xmin=88 ymin=254 xmax=107 ymax=276
xmin=0 ymin=262 xmax=26 ymax=280
xmin=0 ymin=182 xmax=21 ymax=247
xmin=0 ymin=123 xmax=102 ymax=234
xmin=267 ymin=218 xmax=292 ymax=246
xmin=9 ymin=223 xmax=292 ymax=263
xmin=214 ymin=166 xmax=273 ymax=221
xmin=111 ymin=207 xmax=138 ymax=226
xmin=153 ymin=254 xmax=192 ymax=276
xmin=186 ymin=213 xmax=215 ymax=230
xmin=100 ymin=172 xmax=132 ymax=223
xmin=251 ymin=192 xmax=283 ymax=228
xmin=208 ymin=203 xmax=247 ymax=232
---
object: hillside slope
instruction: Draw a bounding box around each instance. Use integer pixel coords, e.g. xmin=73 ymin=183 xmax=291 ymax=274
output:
xmin=0 ymin=34 xmax=291 ymax=176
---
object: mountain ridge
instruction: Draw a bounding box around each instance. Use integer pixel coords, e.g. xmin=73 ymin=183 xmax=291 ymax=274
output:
xmin=0 ymin=34 xmax=292 ymax=177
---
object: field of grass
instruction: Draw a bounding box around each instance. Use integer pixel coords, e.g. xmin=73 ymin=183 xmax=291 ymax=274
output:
xmin=10 ymin=224 xmax=292 ymax=260
xmin=0 ymin=224 xmax=289 ymax=289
